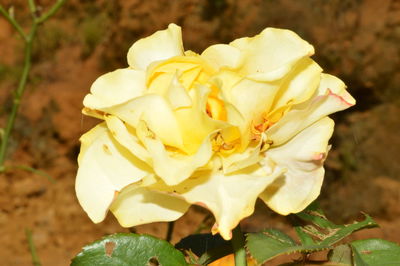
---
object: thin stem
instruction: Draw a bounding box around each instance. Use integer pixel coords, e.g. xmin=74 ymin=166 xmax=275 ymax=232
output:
xmin=4 ymin=164 xmax=55 ymax=183
xmin=0 ymin=5 xmax=27 ymax=40
xmin=0 ymin=24 xmax=36 ymax=169
xmin=166 ymin=221 xmax=175 ymax=242
xmin=0 ymin=0 xmax=66 ymax=171
xmin=231 ymin=224 xmax=247 ymax=266
xmin=27 ymin=0 xmax=37 ymax=15
xmin=25 ymin=229 xmax=42 ymax=266
xmin=35 ymin=0 xmax=66 ymax=24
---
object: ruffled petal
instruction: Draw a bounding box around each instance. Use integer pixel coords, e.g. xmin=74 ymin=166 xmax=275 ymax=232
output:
xmin=83 ymin=68 xmax=146 ymax=110
xmin=271 ymin=57 xmax=322 ymax=109
xmin=230 ymin=28 xmax=314 ymax=81
xmin=101 ymin=94 xmax=184 ymax=149
xmin=137 ymin=123 xmax=214 ymax=186
xmin=266 ymin=74 xmax=355 ymax=146
xmin=104 ymin=115 xmax=151 ymax=164
xmin=127 ymin=24 xmax=184 ymax=70
xmin=260 ymin=117 xmax=334 ymax=214
xmin=166 ymin=74 xmax=192 ymax=109
xmin=174 ymin=85 xmax=229 ymax=154
xmin=220 ymin=139 xmax=262 ymax=174
xmin=152 ymin=160 xmax=284 ymax=240
xmin=110 ymin=184 xmax=190 ymax=227
xmin=215 ymin=70 xmax=280 ymax=147
xmin=76 ymin=123 xmax=151 ymax=223
xmin=201 ymin=44 xmax=241 ymax=69
xmin=227 ymin=78 xmax=279 ymax=124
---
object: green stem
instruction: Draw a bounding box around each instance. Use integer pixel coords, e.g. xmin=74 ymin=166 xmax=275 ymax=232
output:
xmin=0 ymin=24 xmax=36 ymax=170
xmin=28 ymin=0 xmax=37 ymax=15
xmin=25 ymin=229 xmax=42 ymax=266
xmin=0 ymin=1 xmax=66 ymax=172
xmin=0 ymin=5 xmax=27 ymax=40
xmin=231 ymin=224 xmax=247 ymax=266
xmin=35 ymin=0 xmax=66 ymax=24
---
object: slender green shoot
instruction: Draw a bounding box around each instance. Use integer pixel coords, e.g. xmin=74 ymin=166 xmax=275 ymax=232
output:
xmin=25 ymin=229 xmax=42 ymax=266
xmin=0 ymin=0 xmax=66 ymax=172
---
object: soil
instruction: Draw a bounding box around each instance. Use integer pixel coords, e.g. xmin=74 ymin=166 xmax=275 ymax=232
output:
xmin=1 ymin=0 xmax=400 ymax=265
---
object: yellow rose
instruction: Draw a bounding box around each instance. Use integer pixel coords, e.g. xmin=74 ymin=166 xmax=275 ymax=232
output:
xmin=76 ymin=24 xmax=355 ymax=240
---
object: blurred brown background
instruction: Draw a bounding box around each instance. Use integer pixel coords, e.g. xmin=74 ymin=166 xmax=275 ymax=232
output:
xmin=0 ymin=0 xmax=399 ymax=265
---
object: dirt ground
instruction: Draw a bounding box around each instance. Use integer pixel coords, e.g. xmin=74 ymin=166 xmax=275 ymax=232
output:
xmin=1 ymin=0 xmax=400 ymax=265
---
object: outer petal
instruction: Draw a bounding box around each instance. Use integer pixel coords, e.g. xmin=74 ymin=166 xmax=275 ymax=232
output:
xmin=83 ymin=68 xmax=146 ymax=110
xmin=127 ymin=24 xmax=184 ymax=70
xmin=76 ymin=123 xmax=151 ymax=223
xmin=110 ymin=184 xmax=190 ymax=227
xmin=152 ymin=160 xmax=284 ymax=240
xmin=260 ymin=117 xmax=334 ymax=214
xmin=230 ymin=28 xmax=314 ymax=81
xmin=266 ymin=74 xmax=355 ymax=146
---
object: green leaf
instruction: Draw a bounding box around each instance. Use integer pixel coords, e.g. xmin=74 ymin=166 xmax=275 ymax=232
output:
xmin=319 ymin=215 xmax=378 ymax=246
xmin=295 ymin=202 xmax=339 ymax=229
xmin=352 ymin=246 xmax=369 ymax=266
xmin=351 ymin=238 xmax=400 ymax=266
xmin=175 ymin=233 xmax=232 ymax=265
xmin=294 ymin=226 xmax=315 ymax=245
xmin=296 ymin=202 xmax=379 ymax=247
xmin=71 ymin=233 xmax=188 ymax=266
xmin=328 ymin=244 xmax=352 ymax=266
xmin=246 ymin=229 xmax=330 ymax=264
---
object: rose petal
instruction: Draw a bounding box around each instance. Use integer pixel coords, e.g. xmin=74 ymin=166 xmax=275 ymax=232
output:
xmin=260 ymin=117 xmax=334 ymax=214
xmin=266 ymin=74 xmax=355 ymax=146
xmin=83 ymin=68 xmax=146 ymax=111
xmin=216 ymin=70 xmax=280 ymax=148
xmin=174 ymin=85 xmax=229 ymax=154
xmin=127 ymin=24 xmax=184 ymax=70
xmin=230 ymin=28 xmax=314 ymax=81
xmin=104 ymin=115 xmax=151 ymax=164
xmin=271 ymin=57 xmax=322 ymax=109
xmin=152 ymin=159 xmax=284 ymax=240
xmin=102 ymin=94 xmax=184 ymax=149
xmin=166 ymin=74 xmax=192 ymax=109
xmin=137 ymin=123 xmax=214 ymax=186
xmin=201 ymin=44 xmax=241 ymax=69
xmin=76 ymin=123 xmax=150 ymax=223
xmin=110 ymin=184 xmax=190 ymax=227
xmin=220 ymin=139 xmax=262 ymax=174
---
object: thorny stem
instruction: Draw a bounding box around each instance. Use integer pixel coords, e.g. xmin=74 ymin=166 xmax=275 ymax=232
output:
xmin=231 ymin=224 xmax=247 ymax=266
xmin=0 ymin=0 xmax=66 ymax=172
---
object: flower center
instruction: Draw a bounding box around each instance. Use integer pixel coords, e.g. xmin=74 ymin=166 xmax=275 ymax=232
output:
xmin=147 ymin=53 xmax=228 ymax=122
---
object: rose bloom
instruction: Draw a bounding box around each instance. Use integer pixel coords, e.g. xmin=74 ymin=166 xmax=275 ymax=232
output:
xmin=76 ymin=24 xmax=354 ymax=240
